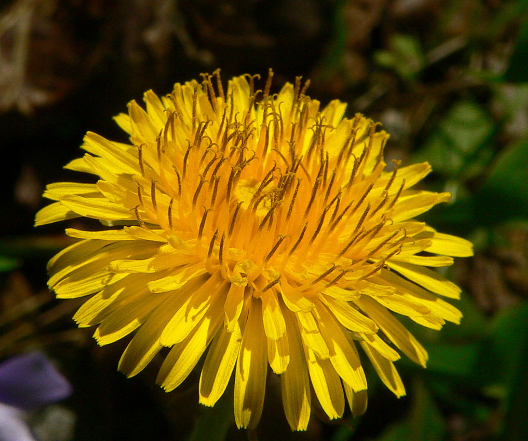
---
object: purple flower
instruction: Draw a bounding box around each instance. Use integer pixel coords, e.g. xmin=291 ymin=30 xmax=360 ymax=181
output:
xmin=0 ymin=352 xmax=72 ymax=441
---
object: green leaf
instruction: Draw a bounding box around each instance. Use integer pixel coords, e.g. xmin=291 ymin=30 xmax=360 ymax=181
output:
xmin=474 ymin=137 xmax=528 ymax=224
xmin=413 ymin=100 xmax=495 ymax=181
xmin=487 ymin=302 xmax=528 ymax=388
xmin=187 ymin=393 xmax=234 ymax=441
xmin=374 ymin=34 xmax=425 ymax=81
xmin=377 ymin=378 xmax=445 ymax=441
xmin=424 ymin=343 xmax=481 ymax=381
xmin=498 ymin=328 xmax=528 ymax=441
xmin=487 ymin=302 xmax=528 ymax=441
xmin=0 ymin=255 xmax=20 ymax=272
xmin=425 ymin=136 xmax=528 ymax=230
xmin=503 ymin=15 xmax=528 ymax=82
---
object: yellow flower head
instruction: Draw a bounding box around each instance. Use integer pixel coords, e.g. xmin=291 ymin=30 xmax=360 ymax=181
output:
xmin=36 ymin=71 xmax=473 ymax=430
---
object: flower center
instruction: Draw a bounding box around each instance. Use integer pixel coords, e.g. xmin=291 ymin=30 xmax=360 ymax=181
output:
xmin=234 ymin=179 xmax=276 ymax=216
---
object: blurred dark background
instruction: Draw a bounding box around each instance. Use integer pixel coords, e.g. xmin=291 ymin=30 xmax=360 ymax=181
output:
xmin=1 ymin=1 xmax=528 ymax=440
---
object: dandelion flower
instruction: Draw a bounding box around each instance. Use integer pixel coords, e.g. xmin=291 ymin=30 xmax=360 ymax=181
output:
xmin=36 ymin=71 xmax=473 ymax=430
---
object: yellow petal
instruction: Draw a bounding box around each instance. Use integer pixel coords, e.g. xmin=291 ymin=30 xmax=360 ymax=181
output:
xmin=200 ymin=320 xmax=244 ymax=407
xmin=94 ymin=287 xmax=166 ymax=345
xmin=113 ymin=112 xmax=132 ymax=134
xmin=344 ymin=385 xmax=368 ymax=417
xmin=73 ymin=284 xmax=126 ymax=327
xmin=159 ymin=273 xmax=224 ymax=346
xmin=43 ymin=182 xmax=99 ymax=200
xmin=34 ymin=202 xmax=79 ymax=226
xmin=234 ymin=298 xmax=268 ymax=429
xmin=321 ymin=296 xmax=378 ymax=334
xmin=82 ymin=132 xmax=139 ymax=174
xmin=261 ymin=290 xmax=287 ymax=340
xmin=360 ymin=341 xmax=406 ymax=397
xmin=296 ymin=309 xmax=330 ymax=359
xmin=375 ymin=270 xmax=463 ymax=324
xmin=424 ymin=228 xmax=474 ymax=257
xmin=224 ymin=283 xmax=246 ymax=332
xmin=157 ymin=312 xmax=223 ymax=392
xmin=267 ymin=332 xmax=290 ymax=374
xmin=359 ymin=333 xmax=400 ymax=361
xmin=392 ymin=191 xmax=451 ymax=222
xmin=59 ymin=195 xmax=135 ymax=222
xmin=386 ymin=260 xmax=461 ymax=299
xmin=147 ymin=264 xmax=207 ymax=293
xmin=118 ymin=294 xmax=182 ymax=377
xmin=53 ymin=270 xmax=128 ymax=299
xmin=144 ymin=90 xmax=166 ymax=128
xmin=314 ymin=302 xmax=367 ymax=392
xmin=354 ymin=295 xmax=428 ymax=367
xmin=281 ymin=307 xmax=311 ymax=431
xmin=66 ymin=228 xmax=136 ymax=241
xmin=305 ymin=348 xmax=344 ymax=420
xmin=389 ymin=254 xmax=454 ymax=267
xmin=128 ymin=100 xmax=159 ymax=142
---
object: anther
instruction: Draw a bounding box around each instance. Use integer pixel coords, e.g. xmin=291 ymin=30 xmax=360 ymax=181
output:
xmin=367 ymin=229 xmax=400 ymax=258
xmin=137 ymin=144 xmax=145 ymax=176
xmin=156 ymin=134 xmax=162 ymax=162
xmin=258 ymin=202 xmax=278 ymax=231
xmin=226 ymin=168 xmax=238 ymax=202
xmin=191 ymin=86 xmax=198 ymax=134
xmin=228 ymin=203 xmax=242 ymax=237
xmin=323 ymin=167 xmax=336 ymax=204
xmin=262 ymin=275 xmax=281 ymax=293
xmin=218 ymin=232 xmax=226 ymax=265
xmin=213 ymin=69 xmax=225 ymax=101
xmin=209 ymin=156 xmax=227 ymax=181
xmin=288 ymin=223 xmax=308 ymax=256
xmin=384 ymin=162 xmax=400 ymax=193
xmin=210 ymin=176 xmax=220 ymax=207
xmin=300 ymin=78 xmax=310 ymax=96
xmin=303 ymin=177 xmax=321 ymax=219
xmin=198 ymin=207 xmax=212 ymax=240
xmin=173 ymin=166 xmax=182 ymax=197
xmin=193 ymin=119 xmax=212 ymax=148
xmin=351 ymin=203 xmax=371 ymax=236
xmin=329 ymin=199 xmax=352 ymax=231
xmin=264 ymin=235 xmax=288 ymax=263
xmin=346 ymin=155 xmax=360 ymax=188
xmin=309 ymin=205 xmax=329 ymax=244
xmin=325 ymin=268 xmax=348 ymax=288
xmin=133 ymin=206 xmax=146 ymax=228
xmin=293 ymin=76 xmax=302 ymax=103
xmin=328 ymin=188 xmax=340 ymax=216
xmin=386 ymin=179 xmax=405 ymax=211
xmin=370 ymin=194 xmax=388 ymax=218
xmin=351 ymin=183 xmax=374 ymax=214
xmin=207 ymin=229 xmax=218 ymax=259
xmin=204 ymin=77 xmax=217 ymax=113
xmin=285 ymin=178 xmax=300 ymax=222
xmin=201 ymin=152 xmax=218 ymax=178
xmin=150 ymin=181 xmax=157 ymax=210
xmin=168 ymin=198 xmax=174 ymax=230
xmin=182 ymin=144 xmax=192 ymax=178
xmin=309 ymin=264 xmax=338 ymax=287
xmin=136 ymin=186 xmax=144 ymax=207
xmin=192 ymin=178 xmax=207 ymax=208
xmin=358 ymin=261 xmax=385 ymax=281
xmin=263 ymin=69 xmax=274 ymax=98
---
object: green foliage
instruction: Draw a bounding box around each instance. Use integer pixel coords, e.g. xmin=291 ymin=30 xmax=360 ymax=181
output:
xmin=412 ymin=100 xmax=495 ymax=183
xmin=374 ymin=34 xmax=425 ymax=82
xmin=503 ymin=15 xmax=528 ymax=82
xmin=0 ymin=255 xmax=20 ymax=272
xmin=377 ymin=379 xmax=445 ymax=441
